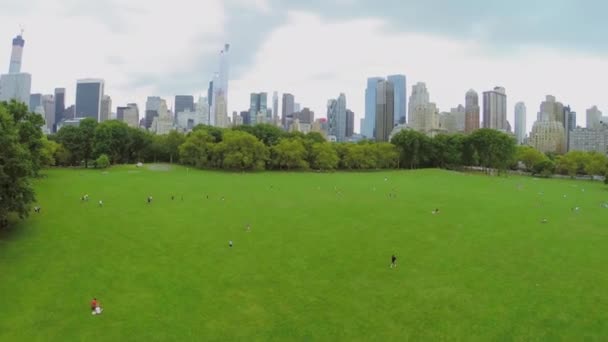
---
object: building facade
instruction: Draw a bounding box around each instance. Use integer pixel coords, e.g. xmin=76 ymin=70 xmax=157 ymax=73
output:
xmin=587 ymin=106 xmax=602 ymax=129
xmin=387 ymin=75 xmax=406 ymax=125
xmin=528 ymin=95 xmax=566 ymax=154
xmin=249 ymin=92 xmax=268 ymax=125
xmin=75 ymin=79 xmax=104 ymax=121
xmin=0 ymin=34 xmax=31 ymax=106
xmin=569 ymin=124 xmax=608 ymax=154
xmin=514 ymin=102 xmax=527 ymax=144
xmin=408 ymin=82 xmax=438 ymax=134
xmin=100 ymin=95 xmax=112 ymax=122
xmin=465 ymin=89 xmax=480 ymax=134
xmin=375 ymin=80 xmax=395 ymax=142
xmin=363 ymin=77 xmax=384 ymax=138
xmin=282 ymin=93 xmax=295 ymax=130
xmin=345 ymin=109 xmax=355 ymax=138
xmin=175 ymin=95 xmax=195 ymax=116
xmin=482 ymin=87 xmax=508 ymax=131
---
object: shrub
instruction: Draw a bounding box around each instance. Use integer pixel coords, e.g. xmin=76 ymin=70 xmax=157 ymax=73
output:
xmin=95 ymin=154 xmax=110 ymax=169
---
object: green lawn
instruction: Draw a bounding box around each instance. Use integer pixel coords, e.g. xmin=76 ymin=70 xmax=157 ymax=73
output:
xmin=1 ymin=166 xmax=608 ymax=341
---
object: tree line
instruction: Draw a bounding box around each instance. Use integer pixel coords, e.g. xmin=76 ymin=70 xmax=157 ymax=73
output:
xmin=3 ymin=99 xmax=608 ymax=228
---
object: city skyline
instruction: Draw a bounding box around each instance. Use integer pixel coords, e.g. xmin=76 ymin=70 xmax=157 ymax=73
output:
xmin=2 ymin=1 xmax=608 ymax=133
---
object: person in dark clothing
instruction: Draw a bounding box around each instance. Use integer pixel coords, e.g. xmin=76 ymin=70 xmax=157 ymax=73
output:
xmin=390 ymin=255 xmax=397 ymax=268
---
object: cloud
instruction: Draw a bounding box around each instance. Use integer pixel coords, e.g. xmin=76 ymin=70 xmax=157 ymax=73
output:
xmin=230 ymin=11 xmax=608 ymax=132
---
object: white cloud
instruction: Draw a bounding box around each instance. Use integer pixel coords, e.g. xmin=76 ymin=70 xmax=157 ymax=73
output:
xmin=231 ymin=11 xmax=608 ymax=132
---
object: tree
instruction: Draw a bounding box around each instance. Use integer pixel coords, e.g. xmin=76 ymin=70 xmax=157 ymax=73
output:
xmin=78 ymin=118 xmax=98 ymax=168
xmin=56 ymin=125 xmax=83 ymax=166
xmin=585 ymin=152 xmax=608 ymax=176
xmin=165 ymin=130 xmax=186 ymax=164
xmin=193 ymin=124 xmax=224 ymax=143
xmin=373 ymin=143 xmax=399 ymax=169
xmin=215 ymin=131 xmax=269 ymax=171
xmin=310 ymin=142 xmax=339 ymax=170
xmin=0 ymin=101 xmax=39 ymax=228
xmin=468 ymin=129 xmax=516 ymax=173
xmin=391 ymin=129 xmax=431 ymax=169
xmin=179 ymin=130 xmax=216 ymax=168
xmin=556 ymin=151 xmax=590 ymax=177
xmin=5 ymin=101 xmax=46 ymax=174
xmin=39 ymin=136 xmax=60 ymax=167
xmin=93 ymin=120 xmax=131 ymax=164
xmin=272 ymin=138 xmax=309 ymax=170
xmin=127 ymin=128 xmax=152 ymax=163
xmin=431 ymin=134 xmax=464 ymax=169
xmin=95 ymin=154 xmax=110 ymax=169
xmin=515 ymin=146 xmax=549 ymax=172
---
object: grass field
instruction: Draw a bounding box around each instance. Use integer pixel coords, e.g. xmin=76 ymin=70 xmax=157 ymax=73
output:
xmin=1 ymin=165 xmax=608 ymax=341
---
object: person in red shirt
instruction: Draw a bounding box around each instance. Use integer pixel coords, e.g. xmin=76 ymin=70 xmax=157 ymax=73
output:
xmin=91 ymin=298 xmax=98 ymax=312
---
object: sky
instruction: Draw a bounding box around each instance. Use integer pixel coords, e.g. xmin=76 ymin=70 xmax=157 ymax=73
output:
xmin=2 ymin=0 xmax=608 ymax=133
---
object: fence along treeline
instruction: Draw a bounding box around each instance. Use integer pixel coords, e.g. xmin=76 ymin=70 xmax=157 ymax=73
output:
xmin=45 ymin=117 xmax=608 ymax=177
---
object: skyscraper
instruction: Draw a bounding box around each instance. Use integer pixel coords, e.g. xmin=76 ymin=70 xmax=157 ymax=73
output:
xmin=41 ymin=94 xmax=55 ymax=132
xmin=529 ymin=95 xmax=566 ymax=154
xmin=408 ymin=82 xmax=438 ymax=134
xmin=175 ymin=95 xmax=195 ymax=115
xmin=482 ymin=87 xmax=508 ymax=131
xmin=9 ymin=33 xmax=25 ymax=74
xmin=564 ymin=105 xmax=576 ymax=151
xmin=272 ymin=92 xmax=279 ymax=125
xmin=282 ymin=93 xmax=295 ymax=129
xmin=214 ymin=91 xmax=228 ymax=128
xmin=587 ymin=106 xmax=602 ymax=129
xmin=211 ymin=43 xmax=230 ymax=124
xmin=345 ymin=109 xmax=355 ymax=138
xmin=375 ymin=80 xmax=395 ymax=142
xmin=145 ymin=96 xmax=162 ymax=129
xmin=30 ymin=93 xmax=42 ymax=110
xmin=514 ymin=102 xmax=527 ymax=144
xmin=75 ymin=79 xmax=104 ymax=121
xmin=123 ymin=103 xmax=140 ymax=128
xmin=296 ymin=107 xmax=314 ymax=125
xmin=100 ymin=95 xmax=112 ymax=122
xmin=465 ymin=89 xmax=480 ymax=134
xmin=249 ymin=92 xmax=268 ymax=125
xmin=336 ymin=93 xmax=347 ymax=142
xmin=364 ymin=77 xmax=383 ymax=138
xmin=0 ymin=33 xmax=31 ymax=106
xmin=387 ymin=75 xmax=406 ymax=125
xmin=54 ymin=88 xmax=66 ymax=125
xmin=207 ymin=81 xmax=214 ymax=107
xmin=327 ymin=99 xmax=338 ymax=140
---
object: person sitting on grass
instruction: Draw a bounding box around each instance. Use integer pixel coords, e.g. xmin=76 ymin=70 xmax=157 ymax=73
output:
xmin=91 ymin=298 xmax=103 ymax=315
xmin=34 ymin=206 xmax=41 ymax=213
xmin=98 ymin=200 xmax=103 ymax=207
xmin=432 ymin=208 xmax=440 ymax=215
xmin=390 ymin=255 xmax=397 ymax=268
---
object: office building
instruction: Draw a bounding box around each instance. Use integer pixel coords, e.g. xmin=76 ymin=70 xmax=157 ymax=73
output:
xmin=363 ymin=77 xmax=384 ymax=138
xmin=408 ymin=82 xmax=438 ymax=134
xmin=30 ymin=93 xmax=42 ymax=110
xmin=75 ymin=79 xmax=104 ymax=121
xmin=295 ymin=107 xmax=314 ymax=125
xmin=465 ymin=89 xmax=480 ymax=133
xmin=249 ymin=92 xmax=268 ymax=125
xmin=569 ymin=124 xmax=608 ymax=154
xmin=514 ymin=102 xmax=527 ymax=144
xmin=272 ymin=92 xmax=279 ymax=125
xmin=54 ymin=88 xmax=66 ymax=125
xmin=0 ymin=33 xmax=31 ymax=106
xmin=41 ymin=94 xmax=55 ymax=132
xmin=375 ymin=80 xmax=395 ymax=142
xmin=482 ymin=87 xmax=508 ymax=131
xmin=100 ymin=95 xmax=111 ymax=122
xmin=175 ymin=95 xmax=195 ymax=116
xmin=387 ymin=75 xmax=407 ymax=125
xmin=587 ymin=106 xmax=602 ymax=129
xmin=529 ymin=95 xmax=566 ymax=154
xmin=282 ymin=93 xmax=295 ymax=129
xmin=345 ymin=109 xmax=355 ymax=138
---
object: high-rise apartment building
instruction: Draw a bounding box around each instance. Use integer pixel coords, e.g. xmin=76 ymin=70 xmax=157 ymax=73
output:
xmin=145 ymin=96 xmax=162 ymax=129
xmin=272 ymin=92 xmax=279 ymax=126
xmin=30 ymin=93 xmax=42 ymax=110
xmin=345 ymin=109 xmax=355 ymax=138
xmin=175 ymin=95 xmax=195 ymax=116
xmin=529 ymin=95 xmax=566 ymax=154
xmin=41 ymin=94 xmax=55 ymax=132
xmin=54 ymin=88 xmax=66 ymax=125
xmin=75 ymin=79 xmax=104 ymax=121
xmin=563 ymin=105 xmax=576 ymax=151
xmin=375 ymin=80 xmax=395 ymax=142
xmin=100 ymin=95 xmax=112 ymax=122
xmin=0 ymin=33 xmax=31 ymax=106
xmin=363 ymin=77 xmax=384 ymax=138
xmin=465 ymin=89 xmax=480 ymax=133
xmin=282 ymin=93 xmax=295 ymax=129
xmin=587 ymin=106 xmax=602 ymax=129
xmin=387 ymin=75 xmax=407 ymax=125
xmin=514 ymin=102 xmax=527 ymax=144
xmin=249 ymin=92 xmax=268 ymax=125
xmin=296 ymin=107 xmax=314 ymax=125
xmin=408 ymin=82 xmax=438 ymax=134
xmin=482 ymin=87 xmax=508 ymax=131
